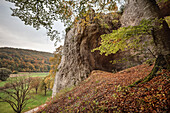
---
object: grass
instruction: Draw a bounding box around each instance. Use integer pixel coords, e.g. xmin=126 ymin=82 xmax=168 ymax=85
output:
xmin=0 ymin=72 xmax=51 ymax=113
xmin=0 ymin=72 xmax=49 ymax=87
xmin=18 ymin=72 xmax=49 ymax=78
xmin=0 ymin=85 xmax=73 ymax=113
xmin=0 ymin=80 xmax=9 ymax=87
xmin=0 ymin=90 xmax=52 ymax=113
xmin=24 ymin=90 xmax=52 ymax=112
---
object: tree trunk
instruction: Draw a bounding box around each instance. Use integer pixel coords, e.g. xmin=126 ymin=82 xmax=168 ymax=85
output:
xmin=36 ymin=87 xmax=38 ymax=94
xmin=122 ymin=0 xmax=170 ymax=86
xmin=144 ymin=0 xmax=170 ymax=83
xmin=44 ymin=86 xmax=47 ymax=96
xmin=142 ymin=54 xmax=169 ymax=82
xmin=157 ymin=0 xmax=170 ymax=17
xmin=129 ymin=54 xmax=169 ymax=87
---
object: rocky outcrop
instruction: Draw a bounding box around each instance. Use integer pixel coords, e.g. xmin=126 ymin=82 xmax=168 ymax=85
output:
xmin=52 ymin=14 xmax=122 ymax=96
xmin=122 ymin=0 xmax=170 ymax=55
xmin=52 ymin=0 xmax=159 ymax=97
xmin=121 ymin=0 xmax=159 ymax=27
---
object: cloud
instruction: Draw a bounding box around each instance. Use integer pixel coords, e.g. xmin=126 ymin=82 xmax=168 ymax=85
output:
xmin=0 ymin=0 xmax=65 ymax=53
xmin=0 ymin=24 xmax=56 ymax=53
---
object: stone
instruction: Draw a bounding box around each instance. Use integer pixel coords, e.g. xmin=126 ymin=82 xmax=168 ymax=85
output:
xmin=52 ymin=14 xmax=122 ymax=97
xmin=52 ymin=0 xmax=159 ymax=96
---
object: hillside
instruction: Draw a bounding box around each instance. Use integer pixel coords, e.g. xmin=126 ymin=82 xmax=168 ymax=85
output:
xmin=0 ymin=47 xmax=53 ymax=72
xmin=39 ymin=64 xmax=169 ymax=112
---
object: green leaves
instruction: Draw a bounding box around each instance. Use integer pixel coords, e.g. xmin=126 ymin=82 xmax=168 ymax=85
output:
xmin=6 ymin=0 xmax=119 ymax=43
xmin=92 ymin=18 xmax=163 ymax=57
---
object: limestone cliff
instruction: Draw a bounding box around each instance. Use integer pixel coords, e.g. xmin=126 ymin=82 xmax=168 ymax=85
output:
xmin=52 ymin=14 xmax=121 ymax=96
xmin=121 ymin=0 xmax=159 ymax=27
xmin=52 ymin=0 xmax=157 ymax=97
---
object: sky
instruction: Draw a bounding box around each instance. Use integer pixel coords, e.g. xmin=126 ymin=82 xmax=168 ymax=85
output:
xmin=0 ymin=0 xmax=65 ymax=53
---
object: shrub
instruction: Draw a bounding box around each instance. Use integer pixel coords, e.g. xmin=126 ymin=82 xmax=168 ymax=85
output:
xmin=0 ymin=68 xmax=12 ymax=81
xmin=12 ymin=70 xmax=18 ymax=74
xmin=39 ymin=78 xmax=48 ymax=96
xmin=30 ymin=77 xmax=41 ymax=94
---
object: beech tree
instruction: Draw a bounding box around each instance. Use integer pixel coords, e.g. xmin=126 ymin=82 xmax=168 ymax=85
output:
xmin=93 ymin=0 xmax=170 ymax=85
xmin=5 ymin=0 xmax=170 ymax=85
xmin=5 ymin=0 xmax=118 ymax=42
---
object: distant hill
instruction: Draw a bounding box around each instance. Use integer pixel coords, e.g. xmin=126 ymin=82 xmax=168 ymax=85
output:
xmin=0 ymin=47 xmax=53 ymax=72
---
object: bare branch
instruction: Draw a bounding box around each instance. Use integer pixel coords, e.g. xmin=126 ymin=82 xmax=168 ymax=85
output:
xmin=0 ymin=77 xmax=32 ymax=113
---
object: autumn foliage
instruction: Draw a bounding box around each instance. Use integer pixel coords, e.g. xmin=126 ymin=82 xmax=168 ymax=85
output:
xmin=38 ymin=64 xmax=169 ymax=112
xmin=30 ymin=77 xmax=41 ymax=94
xmin=44 ymin=46 xmax=62 ymax=89
xmin=0 ymin=47 xmax=53 ymax=72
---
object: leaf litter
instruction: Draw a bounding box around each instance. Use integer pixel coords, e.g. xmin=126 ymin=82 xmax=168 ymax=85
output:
xmin=38 ymin=64 xmax=169 ymax=113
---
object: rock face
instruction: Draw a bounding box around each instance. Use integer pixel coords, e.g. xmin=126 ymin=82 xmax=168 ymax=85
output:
xmin=121 ymin=0 xmax=159 ymax=27
xmin=52 ymin=14 xmax=121 ymax=96
xmin=121 ymin=0 xmax=170 ymax=55
xmin=52 ymin=0 xmax=157 ymax=97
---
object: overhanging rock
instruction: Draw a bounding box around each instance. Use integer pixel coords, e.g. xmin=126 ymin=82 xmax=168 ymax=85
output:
xmin=52 ymin=11 xmax=153 ymax=97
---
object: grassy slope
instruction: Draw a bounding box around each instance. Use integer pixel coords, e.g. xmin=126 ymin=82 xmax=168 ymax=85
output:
xmin=40 ymin=64 xmax=169 ymax=112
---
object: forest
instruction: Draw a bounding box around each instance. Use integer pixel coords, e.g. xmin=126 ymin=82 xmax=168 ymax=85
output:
xmin=0 ymin=47 xmax=53 ymax=72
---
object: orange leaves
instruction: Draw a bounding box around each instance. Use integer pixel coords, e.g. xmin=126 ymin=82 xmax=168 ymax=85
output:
xmin=109 ymin=39 xmax=121 ymax=44
xmin=40 ymin=65 xmax=169 ymax=112
xmin=0 ymin=48 xmax=53 ymax=72
xmin=49 ymin=57 xmax=55 ymax=62
xmin=44 ymin=46 xmax=62 ymax=89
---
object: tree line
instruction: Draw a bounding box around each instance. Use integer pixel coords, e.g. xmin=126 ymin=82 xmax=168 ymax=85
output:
xmin=0 ymin=47 xmax=53 ymax=72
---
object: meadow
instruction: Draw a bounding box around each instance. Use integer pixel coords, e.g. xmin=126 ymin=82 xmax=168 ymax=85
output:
xmin=0 ymin=72 xmax=51 ymax=113
xmin=0 ymin=72 xmax=48 ymax=87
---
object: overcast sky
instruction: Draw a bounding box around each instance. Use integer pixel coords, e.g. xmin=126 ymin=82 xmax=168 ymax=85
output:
xmin=0 ymin=0 xmax=65 ymax=53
